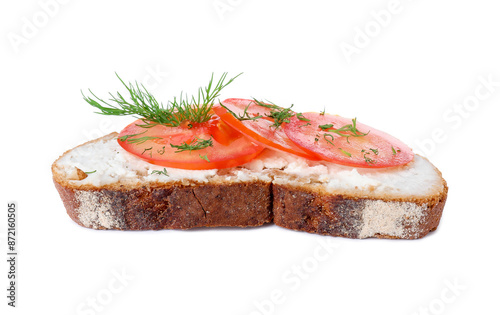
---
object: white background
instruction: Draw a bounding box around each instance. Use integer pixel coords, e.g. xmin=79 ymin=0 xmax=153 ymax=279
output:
xmin=1 ymin=0 xmax=499 ymax=314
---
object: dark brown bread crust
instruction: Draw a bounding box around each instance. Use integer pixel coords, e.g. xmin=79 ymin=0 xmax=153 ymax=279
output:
xmin=54 ymin=180 xmax=273 ymax=230
xmin=54 ymin=175 xmax=448 ymax=239
xmin=272 ymin=183 xmax=448 ymax=239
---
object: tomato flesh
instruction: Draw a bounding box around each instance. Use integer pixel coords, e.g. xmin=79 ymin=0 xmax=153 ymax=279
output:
xmin=213 ymin=98 xmax=319 ymax=160
xmin=118 ymin=116 xmax=264 ymax=170
xmin=283 ymin=113 xmax=414 ymax=168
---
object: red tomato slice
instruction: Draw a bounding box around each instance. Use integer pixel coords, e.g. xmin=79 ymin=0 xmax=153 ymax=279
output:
xmin=117 ymin=115 xmax=264 ymax=170
xmin=213 ymin=98 xmax=319 ymax=160
xmin=283 ymin=113 xmax=414 ymax=168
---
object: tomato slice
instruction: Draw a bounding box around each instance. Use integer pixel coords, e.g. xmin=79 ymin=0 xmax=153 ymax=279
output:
xmin=213 ymin=98 xmax=319 ymax=160
xmin=283 ymin=113 xmax=414 ymax=168
xmin=117 ymin=115 xmax=264 ymax=170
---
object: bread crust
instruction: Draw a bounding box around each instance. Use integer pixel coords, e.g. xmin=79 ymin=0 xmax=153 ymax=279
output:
xmin=53 ymin=179 xmax=273 ymax=230
xmin=52 ymin=134 xmax=448 ymax=239
xmin=272 ymin=182 xmax=447 ymax=239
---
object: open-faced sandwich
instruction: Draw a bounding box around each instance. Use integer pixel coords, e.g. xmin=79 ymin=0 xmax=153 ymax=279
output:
xmin=52 ymin=73 xmax=447 ymax=239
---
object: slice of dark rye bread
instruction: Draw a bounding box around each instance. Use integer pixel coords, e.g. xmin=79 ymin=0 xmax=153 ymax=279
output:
xmin=52 ymin=133 xmax=448 ymax=239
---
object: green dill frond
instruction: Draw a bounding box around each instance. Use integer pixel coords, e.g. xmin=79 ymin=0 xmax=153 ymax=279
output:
xmin=199 ymin=154 xmax=210 ymax=162
xmin=169 ymin=136 xmax=214 ymax=153
xmin=391 ymin=146 xmax=401 ymax=155
xmin=323 ymin=133 xmax=335 ymax=146
xmin=339 ymin=148 xmax=352 ymax=157
xmin=319 ymin=118 xmax=370 ymax=142
xmin=82 ymin=72 xmax=242 ymax=127
xmin=296 ymin=113 xmax=310 ymax=121
xmin=319 ymin=124 xmax=334 ymax=131
xmin=220 ymin=101 xmax=263 ymax=121
xmin=151 ymin=168 xmax=169 ymax=176
xmin=117 ymin=131 xmax=147 ymax=142
xmin=117 ymin=131 xmax=161 ymax=144
xmin=124 ymin=136 xmax=162 ymax=144
xmin=362 ymin=150 xmax=376 ymax=164
xmin=253 ymin=98 xmax=295 ymax=128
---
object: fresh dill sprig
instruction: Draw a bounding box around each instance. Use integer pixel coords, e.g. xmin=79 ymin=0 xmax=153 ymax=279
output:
xmin=361 ymin=149 xmax=376 ymax=164
xmin=142 ymin=147 xmax=153 ymax=157
xmin=253 ymin=98 xmax=295 ymax=128
xmin=339 ymin=148 xmax=352 ymax=157
xmin=319 ymin=123 xmax=334 ymax=131
xmin=199 ymin=154 xmax=210 ymax=162
xmin=83 ymin=75 xmax=177 ymax=126
xmin=125 ymin=136 xmax=162 ymax=144
xmin=318 ymin=118 xmax=369 ymax=143
xmin=391 ymin=146 xmax=401 ymax=156
xmin=364 ymin=154 xmax=376 ymax=164
xmin=82 ymin=72 xmax=242 ymax=127
xmin=296 ymin=113 xmax=310 ymax=121
xmin=170 ymin=72 xmax=241 ymax=126
xmin=219 ymin=101 xmax=263 ymax=121
xmin=324 ymin=133 xmax=335 ymax=146
xmin=151 ymin=168 xmax=169 ymax=176
xmin=332 ymin=118 xmax=369 ymax=137
xmin=118 ymin=131 xmax=162 ymax=144
xmin=170 ymin=137 xmax=213 ymax=153
xmin=266 ymin=109 xmax=294 ymax=128
xmin=117 ymin=131 xmax=147 ymax=141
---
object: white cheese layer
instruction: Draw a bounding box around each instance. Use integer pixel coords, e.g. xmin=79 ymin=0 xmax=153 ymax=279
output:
xmin=248 ymin=150 xmax=443 ymax=197
xmin=55 ymin=135 xmax=444 ymax=198
xmin=56 ymin=136 xmax=270 ymax=186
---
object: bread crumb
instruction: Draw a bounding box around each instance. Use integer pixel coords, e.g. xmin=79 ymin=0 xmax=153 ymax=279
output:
xmin=75 ymin=168 xmax=88 ymax=180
